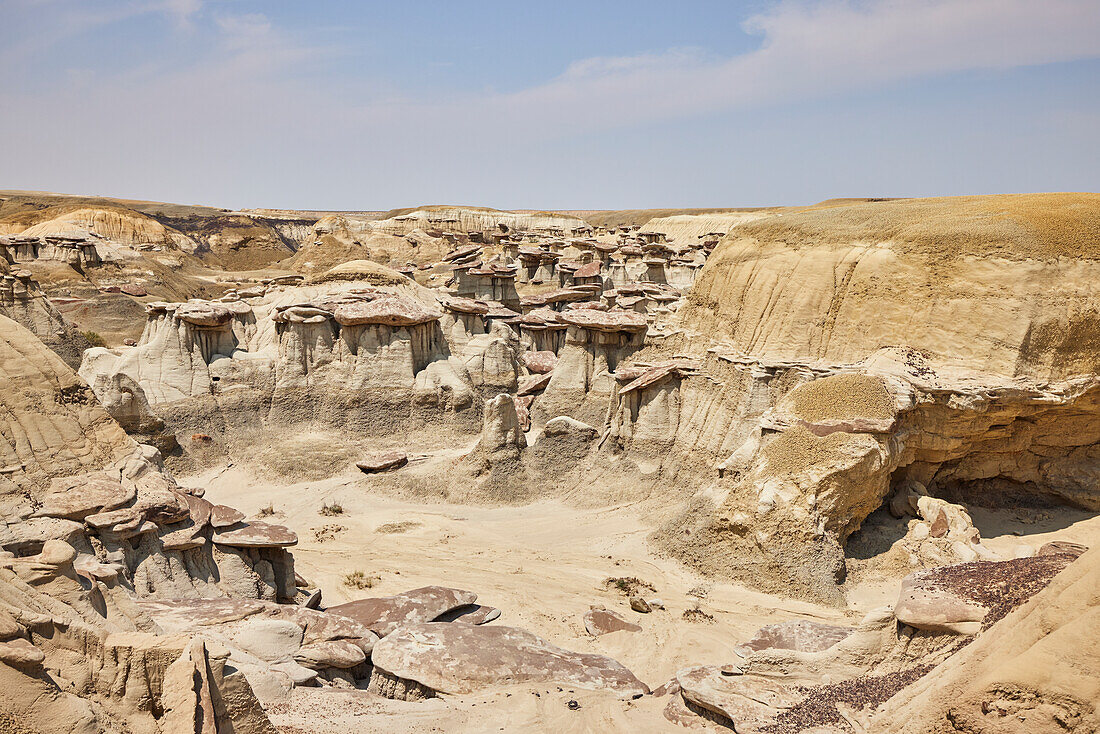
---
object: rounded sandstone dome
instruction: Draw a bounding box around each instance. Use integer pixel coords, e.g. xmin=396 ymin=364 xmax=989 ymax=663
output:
xmin=313 ymin=259 xmax=409 ymax=286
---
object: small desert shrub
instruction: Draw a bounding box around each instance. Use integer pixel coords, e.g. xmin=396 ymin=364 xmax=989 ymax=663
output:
xmin=257 ymin=504 xmax=276 ymax=518
xmin=320 ymin=501 xmax=344 ymax=516
xmin=343 ymin=570 xmax=380 ymax=589
xmin=604 ymin=576 xmax=656 ymax=597
xmin=682 ymin=607 xmax=716 ymax=624
xmin=82 ymin=331 xmax=107 ymax=347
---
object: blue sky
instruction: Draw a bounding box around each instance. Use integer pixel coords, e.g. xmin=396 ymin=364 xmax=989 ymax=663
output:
xmin=2 ymin=0 xmax=1098 ymax=210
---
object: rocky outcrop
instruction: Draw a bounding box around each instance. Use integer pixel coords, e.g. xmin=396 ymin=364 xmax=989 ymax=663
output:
xmin=369 ymin=622 xmax=649 ymax=699
xmin=534 ymin=309 xmax=647 ymax=427
xmin=0 ymin=271 xmax=91 ymax=368
xmin=643 ymin=349 xmax=1100 ymax=602
xmin=638 ymin=211 xmax=771 ymax=244
xmin=78 ymin=279 xmax=483 ymax=456
xmin=326 ymin=585 xmax=478 ymax=637
xmin=2 ymin=206 xmax=196 ymax=254
xmin=874 ymin=547 xmax=1099 ymax=734
xmin=136 ymin=596 xmax=381 ymax=704
xmin=370 ymin=206 xmax=590 ymax=238
xmin=583 ymin=607 xmax=641 ymax=636
xmin=1 ymin=315 xmax=133 ymax=499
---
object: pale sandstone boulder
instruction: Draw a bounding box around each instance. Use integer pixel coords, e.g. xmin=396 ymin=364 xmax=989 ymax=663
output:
xmin=676 ymin=665 xmax=802 ymax=730
xmin=176 ymin=301 xmax=233 ymax=327
xmin=229 ymin=618 xmax=304 ymax=661
xmin=474 ymin=394 xmax=527 ymax=455
xmin=292 ymin=639 xmax=367 ymax=670
xmin=434 ymin=604 xmax=501 ymax=625
xmin=333 ymin=294 xmax=441 ymax=326
xmin=0 ymin=637 xmax=45 ymax=666
xmin=541 ymin=416 xmax=598 ymax=439
xmin=520 ymin=349 xmax=557 ymax=374
xmin=210 ymin=504 xmax=246 ymax=527
xmin=213 ymin=521 xmax=298 ymax=548
xmin=31 ymin=473 xmax=136 ymax=520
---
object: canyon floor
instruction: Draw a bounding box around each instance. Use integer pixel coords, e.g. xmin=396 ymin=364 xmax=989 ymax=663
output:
xmin=196 ymin=455 xmax=1100 ymax=733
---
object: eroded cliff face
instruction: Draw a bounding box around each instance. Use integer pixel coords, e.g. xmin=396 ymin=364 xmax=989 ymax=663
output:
xmin=0 ymin=270 xmax=92 ymax=368
xmin=627 ymin=350 xmax=1100 ymax=602
xmin=65 ymin=195 xmax=1100 ymax=610
xmin=680 ymin=194 xmax=1100 ymax=382
xmin=594 ymin=196 xmax=1100 ymax=602
xmin=77 ymin=278 xmax=495 ymax=469
xmin=873 ymin=546 xmax=1100 ymax=734
xmin=1 ymin=205 xmax=198 ymax=254
xmin=0 ymin=316 xmax=311 ymax=733
xmin=370 ymin=206 xmax=590 ymax=237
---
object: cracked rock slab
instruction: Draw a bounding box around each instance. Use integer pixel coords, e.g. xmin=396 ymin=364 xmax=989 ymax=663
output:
xmin=326 ymin=585 xmax=477 ymax=637
xmin=371 ymin=622 xmax=649 ymax=697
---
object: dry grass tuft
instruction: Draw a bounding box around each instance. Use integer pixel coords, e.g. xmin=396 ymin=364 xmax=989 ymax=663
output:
xmin=604 ymin=576 xmax=657 ymax=597
xmin=343 ymin=570 xmax=380 ymax=589
xmin=682 ymin=607 xmax=717 ymax=624
xmin=319 ymin=501 xmax=344 ymax=517
xmin=375 ymin=521 xmax=420 ymax=534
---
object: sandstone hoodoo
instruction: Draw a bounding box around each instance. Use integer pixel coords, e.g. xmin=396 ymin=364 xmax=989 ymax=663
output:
xmin=4 ymin=184 xmax=1099 ymax=732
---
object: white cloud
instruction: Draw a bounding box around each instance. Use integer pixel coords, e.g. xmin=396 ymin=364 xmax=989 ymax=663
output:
xmin=1 ymin=0 xmax=1097 ymax=207
xmin=452 ymin=0 xmax=1100 ymax=134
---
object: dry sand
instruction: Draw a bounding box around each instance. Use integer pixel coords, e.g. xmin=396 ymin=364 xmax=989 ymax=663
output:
xmin=194 ymin=457 xmax=1100 ymax=733
xmin=197 ymin=463 xmax=847 ymax=732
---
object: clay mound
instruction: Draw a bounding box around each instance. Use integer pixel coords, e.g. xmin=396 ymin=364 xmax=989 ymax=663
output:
xmin=311 ymin=259 xmax=409 ymax=286
xmin=681 ymin=194 xmax=1100 ymax=380
xmin=185 ymin=213 xmax=297 ymax=269
xmin=875 ymin=547 xmax=1100 ymax=734
xmin=287 ymin=217 xmax=450 ymax=272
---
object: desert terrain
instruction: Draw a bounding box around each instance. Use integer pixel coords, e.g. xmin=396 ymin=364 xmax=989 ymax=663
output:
xmin=1 ymin=190 xmax=1098 ymax=734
